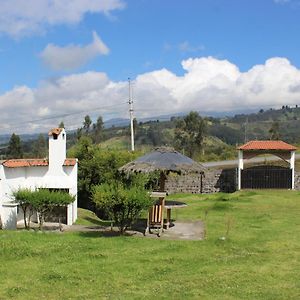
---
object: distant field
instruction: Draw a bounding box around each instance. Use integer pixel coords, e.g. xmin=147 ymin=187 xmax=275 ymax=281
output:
xmin=1 ymin=190 xmax=300 ymax=299
xmin=99 ymin=136 xmax=130 ymax=149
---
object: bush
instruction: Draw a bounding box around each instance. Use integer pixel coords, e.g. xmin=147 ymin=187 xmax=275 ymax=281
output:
xmin=13 ymin=189 xmax=35 ymax=229
xmin=92 ymin=179 xmax=152 ymax=234
xmin=33 ymin=189 xmax=74 ymax=229
xmin=13 ymin=188 xmax=74 ymax=230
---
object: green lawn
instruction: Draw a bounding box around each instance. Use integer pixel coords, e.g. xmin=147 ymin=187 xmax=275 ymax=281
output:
xmin=75 ymin=208 xmax=111 ymax=226
xmin=1 ymin=190 xmax=300 ymax=299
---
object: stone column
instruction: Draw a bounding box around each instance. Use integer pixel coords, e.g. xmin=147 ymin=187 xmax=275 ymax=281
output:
xmin=238 ymin=150 xmax=244 ymax=190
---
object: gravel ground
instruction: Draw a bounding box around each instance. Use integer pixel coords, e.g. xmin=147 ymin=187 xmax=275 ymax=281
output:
xmin=17 ymin=220 xmax=205 ymax=240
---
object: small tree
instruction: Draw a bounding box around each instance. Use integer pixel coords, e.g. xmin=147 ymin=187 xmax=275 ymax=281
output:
xmin=33 ymin=134 xmax=47 ymax=158
xmin=14 ymin=188 xmax=74 ymax=230
xmin=92 ymin=179 xmax=152 ymax=234
xmin=13 ymin=188 xmax=35 ymax=229
xmin=33 ymin=189 xmax=74 ymax=230
xmin=269 ymin=121 xmax=280 ymax=140
xmin=7 ymin=133 xmax=23 ymax=158
xmin=83 ymin=115 xmax=92 ymax=134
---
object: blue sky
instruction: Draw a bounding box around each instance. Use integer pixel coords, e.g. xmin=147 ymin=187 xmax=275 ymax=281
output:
xmin=1 ymin=0 xmax=300 ymax=133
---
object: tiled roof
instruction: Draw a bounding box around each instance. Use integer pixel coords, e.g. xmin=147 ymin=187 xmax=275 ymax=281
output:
xmin=2 ymin=158 xmax=77 ymax=168
xmin=48 ymin=128 xmax=63 ymax=136
xmin=63 ymin=158 xmax=77 ymax=166
xmin=237 ymin=140 xmax=297 ymax=151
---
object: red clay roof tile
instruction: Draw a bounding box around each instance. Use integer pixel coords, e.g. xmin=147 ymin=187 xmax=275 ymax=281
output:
xmin=2 ymin=158 xmax=77 ymax=168
xmin=63 ymin=158 xmax=77 ymax=166
xmin=237 ymin=140 xmax=297 ymax=151
xmin=48 ymin=128 xmax=63 ymax=136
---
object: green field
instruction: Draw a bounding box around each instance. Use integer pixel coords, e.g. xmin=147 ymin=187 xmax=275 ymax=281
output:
xmin=1 ymin=190 xmax=300 ymax=299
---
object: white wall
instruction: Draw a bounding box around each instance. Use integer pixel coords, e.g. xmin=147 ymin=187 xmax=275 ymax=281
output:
xmin=1 ymin=202 xmax=17 ymax=230
xmin=0 ymin=128 xmax=78 ymax=229
xmin=0 ymin=163 xmax=78 ymax=228
xmin=48 ymin=128 xmax=66 ymax=176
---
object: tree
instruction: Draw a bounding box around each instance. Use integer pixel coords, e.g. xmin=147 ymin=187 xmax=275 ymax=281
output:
xmin=174 ymin=111 xmax=207 ymax=158
xmin=13 ymin=189 xmax=74 ymax=229
xmin=133 ymin=118 xmax=138 ymax=135
xmin=67 ymin=137 xmax=139 ymax=210
xmin=13 ymin=188 xmax=35 ymax=229
xmin=58 ymin=121 xmax=65 ymax=128
xmin=147 ymin=123 xmax=163 ymax=146
xmin=33 ymin=189 xmax=74 ymax=229
xmin=33 ymin=134 xmax=47 ymax=158
xmin=92 ymin=177 xmax=152 ymax=234
xmin=13 ymin=188 xmax=74 ymax=230
xmin=83 ymin=115 xmax=92 ymax=134
xmin=93 ymin=116 xmax=104 ymax=143
xmin=269 ymin=121 xmax=280 ymax=140
xmin=7 ymin=133 xmax=23 ymax=158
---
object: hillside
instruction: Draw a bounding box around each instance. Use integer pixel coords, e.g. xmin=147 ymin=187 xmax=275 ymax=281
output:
xmin=1 ymin=106 xmax=300 ymax=161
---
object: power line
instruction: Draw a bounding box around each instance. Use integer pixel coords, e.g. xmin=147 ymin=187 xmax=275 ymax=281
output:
xmin=1 ymin=102 xmax=128 ymax=131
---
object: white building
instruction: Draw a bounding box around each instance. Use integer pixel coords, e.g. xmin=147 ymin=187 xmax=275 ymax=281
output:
xmin=0 ymin=128 xmax=78 ymax=229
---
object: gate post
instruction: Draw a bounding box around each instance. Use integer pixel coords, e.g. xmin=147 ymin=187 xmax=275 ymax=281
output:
xmin=238 ymin=150 xmax=244 ymax=190
xmin=290 ymin=150 xmax=295 ymax=190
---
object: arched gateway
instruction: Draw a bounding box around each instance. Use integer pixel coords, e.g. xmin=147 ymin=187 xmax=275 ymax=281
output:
xmin=237 ymin=140 xmax=297 ymax=190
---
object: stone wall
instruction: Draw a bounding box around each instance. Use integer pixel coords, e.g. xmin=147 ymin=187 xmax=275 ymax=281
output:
xmin=294 ymin=171 xmax=300 ymax=190
xmin=165 ymin=168 xmax=300 ymax=194
xmin=165 ymin=173 xmax=203 ymax=194
xmin=202 ymin=168 xmax=237 ymax=194
xmin=165 ymin=168 xmax=237 ymax=194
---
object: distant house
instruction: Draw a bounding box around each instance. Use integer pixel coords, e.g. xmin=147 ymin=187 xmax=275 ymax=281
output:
xmin=0 ymin=128 xmax=78 ymax=229
xmin=237 ymin=140 xmax=297 ymax=190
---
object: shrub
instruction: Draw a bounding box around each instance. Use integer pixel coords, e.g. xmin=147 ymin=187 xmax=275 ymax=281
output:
xmin=32 ymin=189 xmax=74 ymax=229
xmin=13 ymin=189 xmax=35 ymax=229
xmin=13 ymin=188 xmax=74 ymax=230
xmin=92 ymin=180 xmax=152 ymax=234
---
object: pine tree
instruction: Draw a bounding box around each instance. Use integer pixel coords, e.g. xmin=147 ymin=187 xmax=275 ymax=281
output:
xmin=58 ymin=121 xmax=65 ymax=128
xmin=83 ymin=115 xmax=92 ymax=134
xmin=93 ymin=116 xmax=104 ymax=143
xmin=7 ymin=133 xmax=23 ymax=158
xmin=269 ymin=122 xmax=280 ymax=140
xmin=33 ymin=134 xmax=47 ymax=158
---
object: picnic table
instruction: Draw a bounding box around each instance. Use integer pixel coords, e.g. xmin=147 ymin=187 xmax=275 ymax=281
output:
xmin=155 ymin=199 xmax=187 ymax=229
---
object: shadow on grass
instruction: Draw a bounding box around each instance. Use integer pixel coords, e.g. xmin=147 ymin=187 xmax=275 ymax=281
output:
xmin=81 ymin=216 xmax=110 ymax=226
xmin=76 ymin=230 xmax=140 ymax=238
xmin=76 ymin=218 xmax=148 ymax=238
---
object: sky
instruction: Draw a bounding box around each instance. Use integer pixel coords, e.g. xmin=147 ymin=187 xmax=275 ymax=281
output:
xmin=1 ymin=0 xmax=300 ymax=133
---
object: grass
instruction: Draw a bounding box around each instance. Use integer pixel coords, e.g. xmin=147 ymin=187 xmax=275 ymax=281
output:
xmin=75 ymin=208 xmax=111 ymax=226
xmin=1 ymin=190 xmax=300 ymax=299
xmin=99 ymin=136 xmax=130 ymax=150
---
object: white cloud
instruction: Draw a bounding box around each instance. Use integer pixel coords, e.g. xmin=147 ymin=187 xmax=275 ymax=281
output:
xmin=0 ymin=0 xmax=125 ymax=37
xmin=40 ymin=31 xmax=109 ymax=71
xmin=2 ymin=56 xmax=300 ymax=133
xmin=178 ymin=41 xmax=205 ymax=53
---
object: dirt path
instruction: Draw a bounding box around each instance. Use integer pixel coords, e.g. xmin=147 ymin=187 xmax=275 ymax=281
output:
xmin=64 ymin=221 xmax=205 ymax=241
xmin=22 ymin=220 xmax=205 ymax=241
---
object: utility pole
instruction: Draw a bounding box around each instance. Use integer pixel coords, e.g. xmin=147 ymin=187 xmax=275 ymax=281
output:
xmin=128 ymin=78 xmax=135 ymax=151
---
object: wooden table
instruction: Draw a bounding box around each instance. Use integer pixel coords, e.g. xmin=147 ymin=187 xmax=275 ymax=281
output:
xmin=163 ymin=200 xmax=187 ymax=229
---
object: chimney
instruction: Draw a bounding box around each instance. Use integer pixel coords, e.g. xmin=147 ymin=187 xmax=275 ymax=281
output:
xmin=48 ymin=128 xmax=66 ymax=174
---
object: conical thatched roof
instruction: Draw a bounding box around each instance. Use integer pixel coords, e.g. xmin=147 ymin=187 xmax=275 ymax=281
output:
xmin=119 ymin=147 xmax=206 ymax=174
